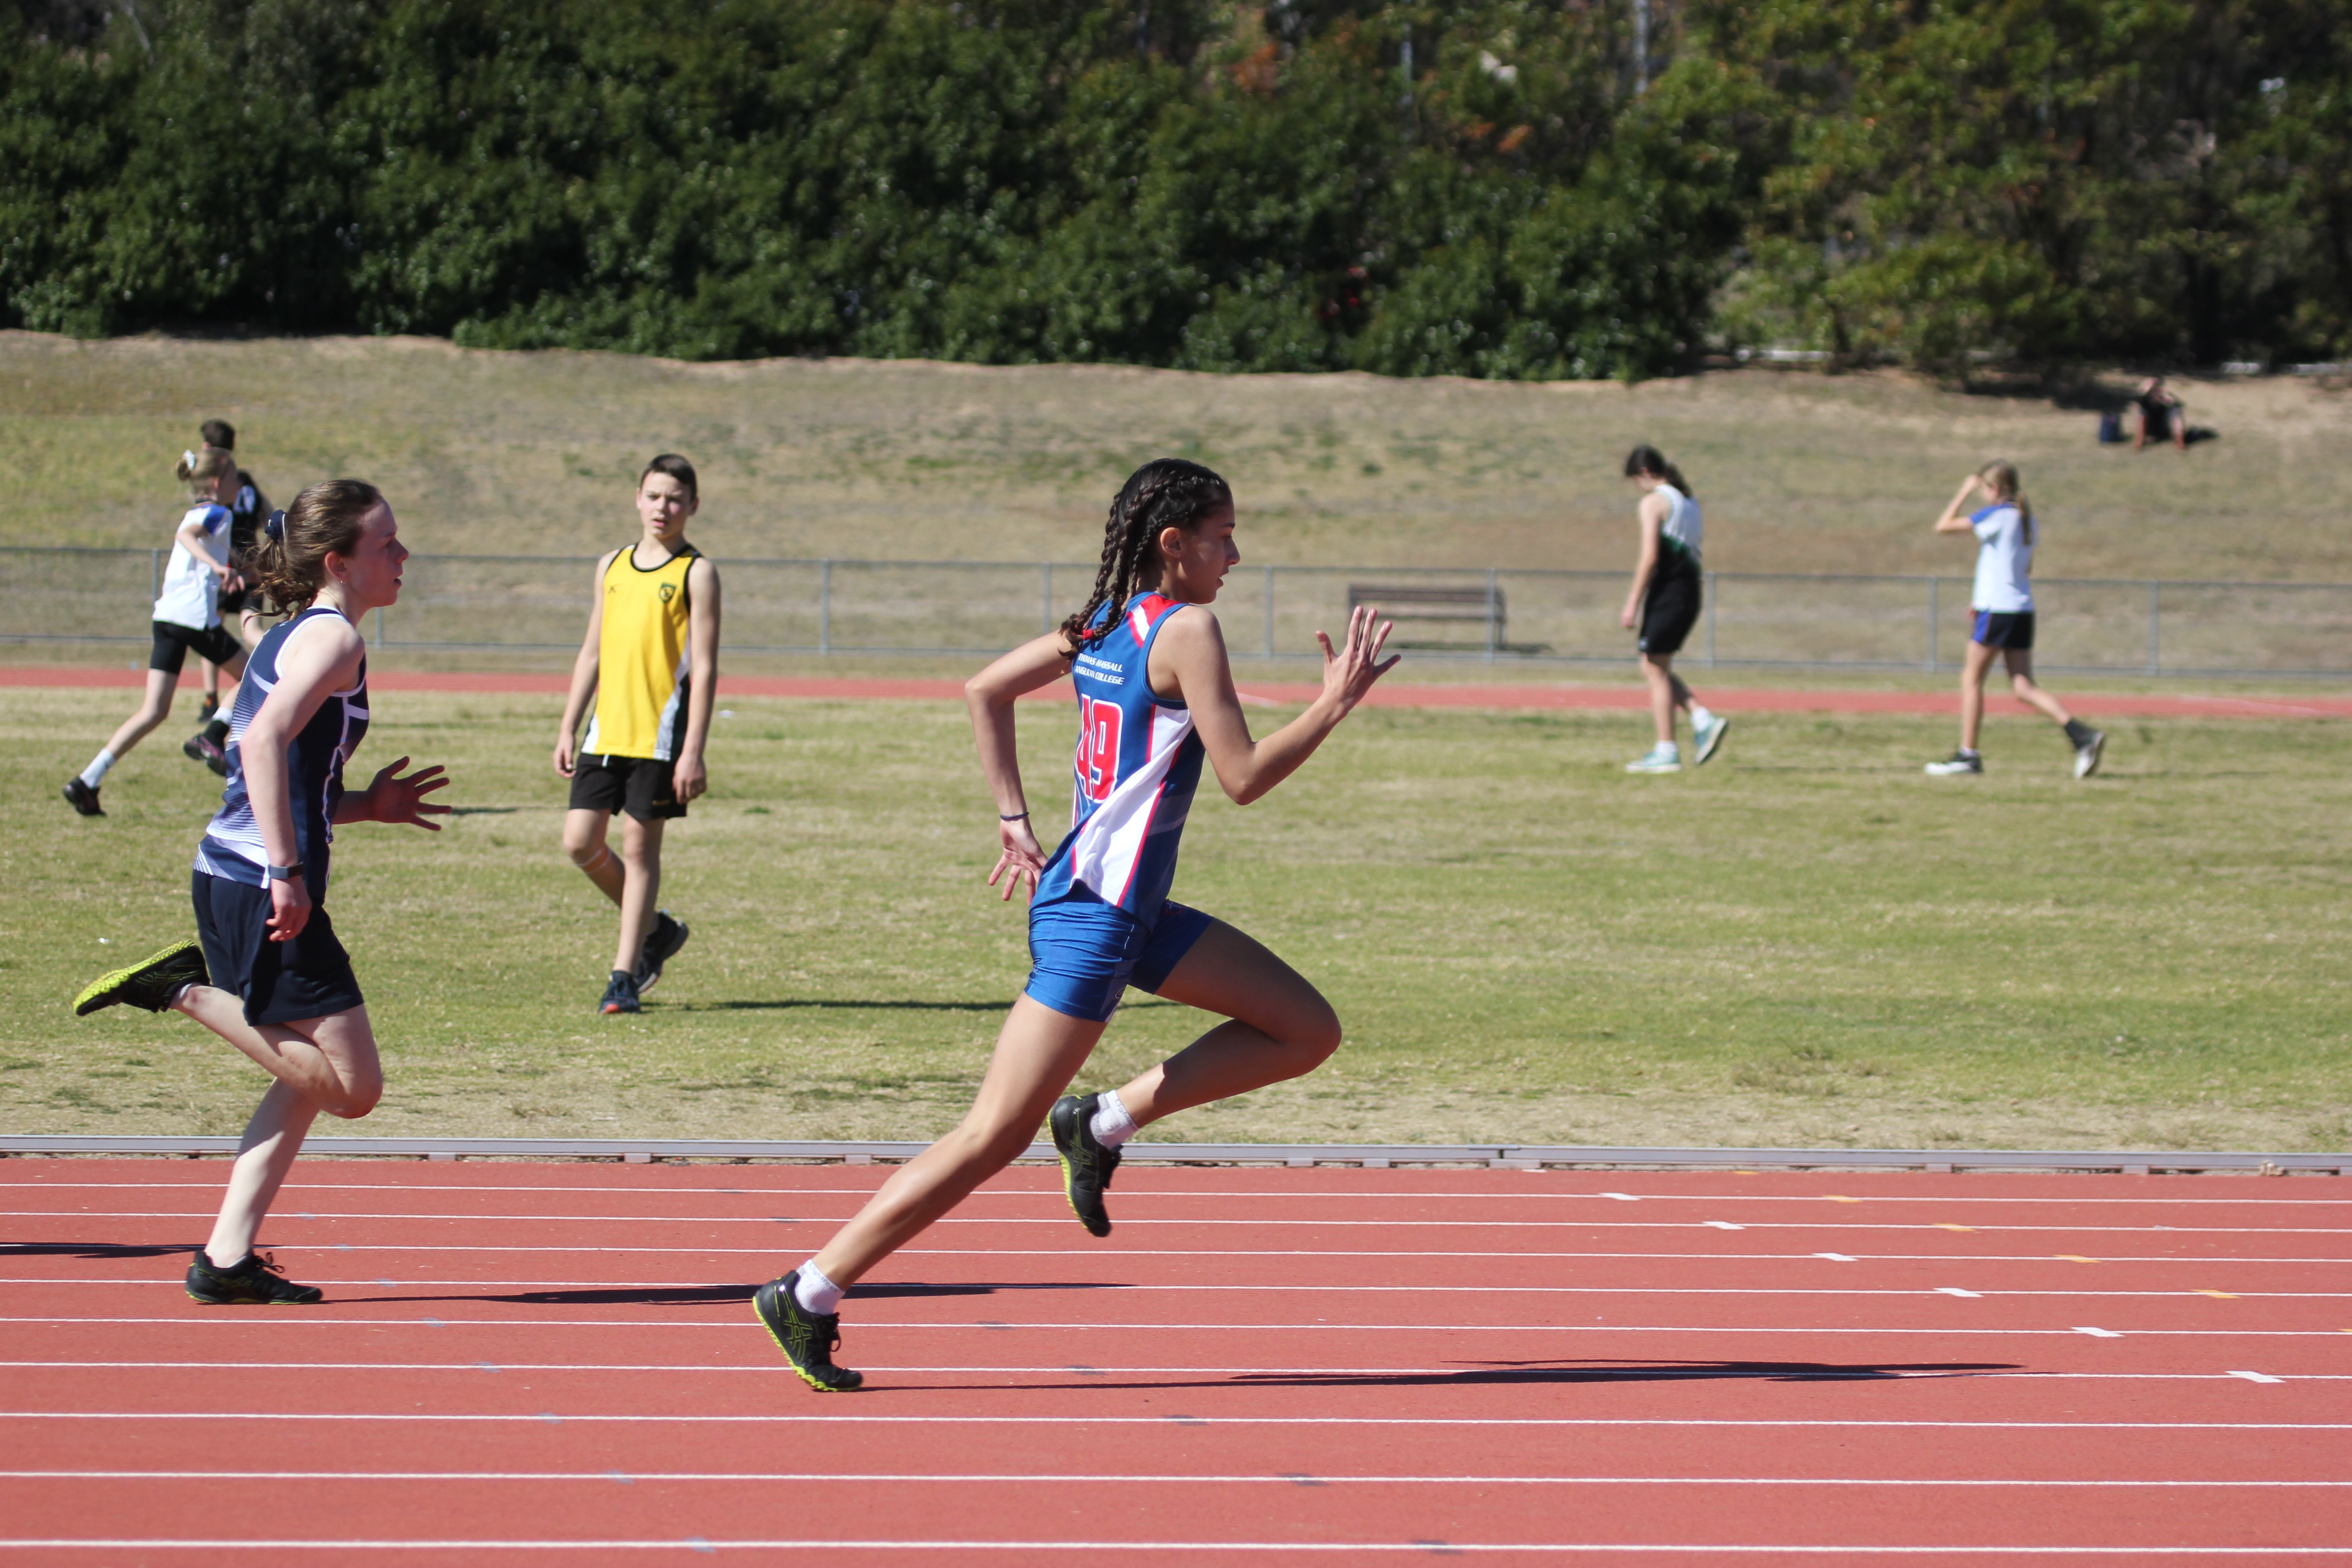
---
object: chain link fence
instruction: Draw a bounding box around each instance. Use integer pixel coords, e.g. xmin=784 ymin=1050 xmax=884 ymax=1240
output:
xmin=4 ymin=547 xmax=2347 ymax=678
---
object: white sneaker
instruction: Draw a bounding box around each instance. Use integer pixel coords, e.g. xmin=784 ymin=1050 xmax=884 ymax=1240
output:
xmin=1692 ymin=713 xmax=1730 ymax=766
xmin=2073 ymin=730 xmax=2106 ymax=779
xmin=1924 ymin=751 xmax=1984 ymax=776
xmin=1626 ymin=745 xmax=1682 ymax=774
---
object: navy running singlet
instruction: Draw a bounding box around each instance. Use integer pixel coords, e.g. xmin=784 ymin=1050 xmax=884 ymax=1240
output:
xmin=194 ymin=606 xmax=369 ymax=903
xmin=1033 ymin=593 xmax=1206 ymax=916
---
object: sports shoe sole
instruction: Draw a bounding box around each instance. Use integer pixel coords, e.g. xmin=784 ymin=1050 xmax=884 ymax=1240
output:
xmin=1625 ymin=761 xmax=1682 ymax=774
xmin=2074 ymin=732 xmax=2106 ymax=779
xmin=752 ymin=1279 xmax=862 ymax=1392
xmin=62 ymin=780 xmax=103 ymax=817
xmin=1693 ymin=718 xmax=1730 ymax=766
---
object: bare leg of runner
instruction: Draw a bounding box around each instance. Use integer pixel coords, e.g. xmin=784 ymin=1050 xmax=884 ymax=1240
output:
xmin=2001 ymin=648 xmax=2076 ymax=729
xmin=1640 ymin=652 xmax=1691 ymax=746
xmin=1958 ymin=639 xmax=1998 ymax=751
xmin=203 ymin=1079 xmax=320 ymax=1265
xmin=168 ymin=991 xmax=384 ymax=1118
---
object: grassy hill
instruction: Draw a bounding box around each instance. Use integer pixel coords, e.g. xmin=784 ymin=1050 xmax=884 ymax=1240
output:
xmin=5 ymin=331 xmax=2348 ymax=583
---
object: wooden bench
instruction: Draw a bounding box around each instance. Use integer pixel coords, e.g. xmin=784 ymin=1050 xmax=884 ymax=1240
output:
xmin=1347 ymin=582 xmax=1506 ymax=649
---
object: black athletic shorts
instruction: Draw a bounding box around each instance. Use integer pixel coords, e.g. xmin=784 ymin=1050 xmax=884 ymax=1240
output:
xmin=150 ymin=619 xmax=244 ymax=676
xmin=191 ymin=871 xmax=366 ymax=1028
xmin=217 ymin=585 xmax=250 ymax=618
xmin=1637 ymin=569 xmax=1701 ymax=657
xmin=568 ymin=753 xmax=687 ymax=821
xmin=1972 ymin=610 xmax=2035 ymax=650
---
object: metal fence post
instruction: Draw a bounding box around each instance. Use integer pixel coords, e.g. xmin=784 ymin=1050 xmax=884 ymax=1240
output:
xmin=1926 ymin=577 xmax=1939 ymax=671
xmin=818 ymin=560 xmax=832 ymax=656
xmin=1705 ymin=571 xmax=1718 ymax=668
xmin=1485 ymin=568 xmax=1498 ymax=662
xmin=2147 ymin=581 xmax=2161 ymax=675
xmin=1263 ymin=565 xmax=1275 ymax=657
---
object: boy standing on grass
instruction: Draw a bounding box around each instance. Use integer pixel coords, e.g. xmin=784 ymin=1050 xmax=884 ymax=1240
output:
xmin=554 ymin=455 xmax=722 ymax=1015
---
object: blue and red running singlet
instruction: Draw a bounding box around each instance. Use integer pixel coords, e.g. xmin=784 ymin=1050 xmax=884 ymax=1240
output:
xmin=1033 ymin=593 xmax=1206 ymax=916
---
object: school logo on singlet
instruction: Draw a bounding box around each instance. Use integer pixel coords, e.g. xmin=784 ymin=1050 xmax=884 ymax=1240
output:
xmin=658 ymin=583 xmax=676 ymax=603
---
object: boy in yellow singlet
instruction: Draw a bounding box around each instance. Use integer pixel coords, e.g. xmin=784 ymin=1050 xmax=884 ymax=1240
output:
xmin=555 ymin=455 xmax=724 ymax=1015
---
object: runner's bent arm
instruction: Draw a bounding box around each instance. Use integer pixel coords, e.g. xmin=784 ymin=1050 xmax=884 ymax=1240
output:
xmin=1156 ymin=603 xmax=1396 ymax=807
xmin=240 ymin=616 xmax=366 ymax=941
xmin=554 ymin=550 xmax=617 ymax=777
xmin=965 ymin=631 xmax=1075 ymax=900
xmin=177 ymin=513 xmax=236 ymax=586
xmin=672 ymin=555 xmax=721 ymax=803
xmin=1619 ymin=493 xmax=1666 ymax=628
xmin=1934 ymin=475 xmax=1984 ymax=534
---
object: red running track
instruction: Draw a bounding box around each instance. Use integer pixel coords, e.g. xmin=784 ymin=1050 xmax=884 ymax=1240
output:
xmin=5 ymin=665 xmax=2351 ymax=719
xmin=1 ymin=1161 xmax=2348 ymax=1563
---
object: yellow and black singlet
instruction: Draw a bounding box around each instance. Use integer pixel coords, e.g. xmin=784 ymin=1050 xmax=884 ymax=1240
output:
xmin=584 ymin=542 xmax=699 ymax=761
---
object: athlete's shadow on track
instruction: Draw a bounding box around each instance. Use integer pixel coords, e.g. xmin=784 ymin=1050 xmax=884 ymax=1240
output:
xmin=1 ymin=1241 xmax=196 ymax=1260
xmin=987 ymin=1358 xmax=2019 ymax=1392
xmin=692 ymin=1000 xmax=1021 ymax=1013
xmin=322 ymin=1281 xmax=1130 ymax=1307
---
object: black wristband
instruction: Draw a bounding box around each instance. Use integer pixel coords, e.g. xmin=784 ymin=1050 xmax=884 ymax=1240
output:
xmin=999 ymin=811 xmax=1029 ymax=821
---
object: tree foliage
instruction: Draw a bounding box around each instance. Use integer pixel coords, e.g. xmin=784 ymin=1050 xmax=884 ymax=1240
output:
xmin=5 ymin=0 xmax=2347 ymax=373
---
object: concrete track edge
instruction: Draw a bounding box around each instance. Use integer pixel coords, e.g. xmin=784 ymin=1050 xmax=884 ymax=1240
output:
xmin=0 ymin=1134 xmax=2341 ymax=1174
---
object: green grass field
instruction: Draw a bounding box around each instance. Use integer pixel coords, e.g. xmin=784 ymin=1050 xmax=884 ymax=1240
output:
xmin=8 ymin=686 xmax=2347 ymax=1152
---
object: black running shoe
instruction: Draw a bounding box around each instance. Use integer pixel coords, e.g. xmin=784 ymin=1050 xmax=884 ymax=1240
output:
xmin=634 ymin=911 xmax=690 ymax=994
xmin=62 ymin=777 xmax=104 ymax=817
xmin=197 ymin=694 xmax=220 ymax=725
xmin=1049 ymin=1093 xmax=1121 ymax=1239
xmin=74 ymin=939 xmax=207 ymax=1016
xmin=599 ymin=970 xmax=641 ymax=1015
xmin=183 ymin=732 xmax=229 ymax=777
xmin=185 ymin=1249 xmax=323 ymax=1305
xmin=753 ymin=1271 xmax=863 ymax=1392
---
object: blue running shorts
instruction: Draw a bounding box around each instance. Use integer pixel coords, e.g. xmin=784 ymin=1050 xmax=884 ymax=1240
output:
xmin=1024 ymin=892 xmax=1213 ymax=1024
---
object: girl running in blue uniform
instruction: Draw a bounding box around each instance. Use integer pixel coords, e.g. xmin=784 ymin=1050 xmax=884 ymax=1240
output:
xmin=1924 ymin=461 xmax=2105 ymax=779
xmin=754 ymin=457 xmax=1398 ymax=1391
xmin=72 ymin=481 xmax=449 ymax=1304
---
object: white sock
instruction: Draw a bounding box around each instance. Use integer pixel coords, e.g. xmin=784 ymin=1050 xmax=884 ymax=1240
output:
xmin=1655 ymin=740 xmax=1680 ymax=758
xmin=79 ymin=751 xmax=115 ymax=789
xmin=1689 ymin=704 xmax=1715 ymax=729
xmin=792 ymin=1261 xmax=843 ymax=1316
xmin=1090 ymin=1088 xmax=1139 ymax=1149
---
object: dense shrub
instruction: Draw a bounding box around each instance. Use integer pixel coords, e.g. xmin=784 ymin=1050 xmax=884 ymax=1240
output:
xmin=5 ymin=0 xmax=2347 ymax=373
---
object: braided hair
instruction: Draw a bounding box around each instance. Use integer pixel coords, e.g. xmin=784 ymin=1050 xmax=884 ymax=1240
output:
xmin=1059 ymin=459 xmax=1234 ymax=647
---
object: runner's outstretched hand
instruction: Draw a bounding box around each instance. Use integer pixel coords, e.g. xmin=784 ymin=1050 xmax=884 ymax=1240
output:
xmin=1314 ymin=604 xmax=1401 ymax=717
xmin=356 ymin=758 xmax=451 ymax=830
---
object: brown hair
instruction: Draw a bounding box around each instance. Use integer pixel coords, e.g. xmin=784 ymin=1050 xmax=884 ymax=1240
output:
xmin=1979 ymin=460 xmax=2034 ymax=547
xmin=255 ymin=480 xmax=385 ymax=610
xmin=199 ymin=419 xmax=236 ymax=451
xmin=1623 ymin=443 xmax=1693 ymax=499
xmin=1059 ymin=459 xmax=1233 ymax=647
xmin=639 ymin=453 xmax=698 ymax=502
xmin=175 ymin=446 xmax=235 ymax=500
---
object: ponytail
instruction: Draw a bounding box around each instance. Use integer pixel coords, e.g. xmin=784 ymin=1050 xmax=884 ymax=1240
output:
xmin=1623 ymin=443 xmax=1693 ymax=500
xmin=175 ymin=445 xmax=235 ymax=500
xmin=1980 ymin=461 xmax=2034 ymax=548
xmin=255 ymin=480 xmax=384 ymax=611
xmin=1059 ymin=459 xmax=1233 ymax=647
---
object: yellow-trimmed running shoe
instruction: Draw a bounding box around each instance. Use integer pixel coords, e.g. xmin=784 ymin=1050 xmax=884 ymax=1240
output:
xmin=186 ymin=1249 xmax=323 ymax=1305
xmin=74 ymin=939 xmax=207 ymax=1017
xmin=1049 ymin=1092 xmax=1121 ymax=1238
xmin=753 ymin=1271 xmax=863 ymax=1392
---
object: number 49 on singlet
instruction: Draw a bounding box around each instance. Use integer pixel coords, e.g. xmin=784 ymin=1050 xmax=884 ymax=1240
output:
xmin=1074 ymin=695 xmax=1123 ymax=802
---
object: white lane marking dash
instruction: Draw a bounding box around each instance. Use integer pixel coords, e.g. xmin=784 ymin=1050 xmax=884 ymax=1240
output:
xmin=1813 ymin=1252 xmax=1858 ymax=1262
xmin=1600 ymin=1192 xmax=1638 ymax=1202
xmin=2229 ymin=1370 xmax=2285 ymax=1383
xmin=1704 ymin=1221 xmax=1744 ymax=1231
xmin=2074 ymin=1326 xmax=2124 ymax=1338
xmin=1936 ymin=1288 xmax=1983 ymax=1298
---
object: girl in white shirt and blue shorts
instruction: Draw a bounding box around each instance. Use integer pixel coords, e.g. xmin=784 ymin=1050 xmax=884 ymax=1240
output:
xmin=1925 ymin=461 xmax=2104 ymax=779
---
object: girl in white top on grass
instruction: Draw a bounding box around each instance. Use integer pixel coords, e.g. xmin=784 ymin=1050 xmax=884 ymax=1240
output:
xmin=1926 ymin=461 xmax=2105 ymax=778
xmin=63 ymin=447 xmax=253 ymax=816
xmin=1618 ymin=444 xmax=1728 ymax=773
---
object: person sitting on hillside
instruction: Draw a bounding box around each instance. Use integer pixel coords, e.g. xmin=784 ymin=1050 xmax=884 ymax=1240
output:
xmin=2132 ymin=377 xmax=2188 ymax=452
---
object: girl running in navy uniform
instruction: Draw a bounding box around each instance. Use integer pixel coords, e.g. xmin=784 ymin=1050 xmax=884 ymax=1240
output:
xmin=64 ymin=447 xmax=250 ymax=814
xmin=1618 ymin=445 xmax=1728 ymax=773
xmin=1925 ymin=461 xmax=2105 ymax=779
xmin=753 ymin=458 xmax=1398 ymax=1391
xmin=72 ymin=481 xmax=449 ymax=1303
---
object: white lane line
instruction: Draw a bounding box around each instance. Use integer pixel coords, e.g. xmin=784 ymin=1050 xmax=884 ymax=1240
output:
xmin=2229 ymin=1370 xmax=2286 ymax=1383
xmin=18 ymin=1245 xmax=2345 ymax=1265
xmin=2074 ymin=1327 xmax=2125 ymax=1338
xmin=3 ymin=1539 xmax=2347 ymax=1556
xmin=3 ymin=1316 xmax=2345 ymax=1336
xmin=1937 ymin=1289 xmax=1983 ymax=1298
xmin=5 ymin=1361 xmax=2347 ymax=1383
xmin=1813 ymin=1253 xmax=1860 ymax=1263
xmin=1 ymin=1470 xmax=2344 ymax=1487
xmin=1705 ymin=1222 xmax=1744 ymax=1230
xmin=10 ymin=1210 xmax=2350 ymax=1235
xmin=1600 ymin=1193 xmax=1640 ymax=1202
xmin=8 ymin=1279 xmax=2347 ymax=1300
xmin=5 ymin=1412 xmax=2347 ymax=1430
xmin=15 ymin=1183 xmax=2347 ymax=1207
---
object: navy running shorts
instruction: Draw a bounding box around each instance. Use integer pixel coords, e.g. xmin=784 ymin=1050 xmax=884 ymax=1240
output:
xmin=1637 ymin=570 xmax=1701 ymax=657
xmin=1024 ymin=893 xmax=1214 ymax=1024
xmin=1972 ymin=610 xmax=2035 ymax=650
xmin=568 ymin=753 xmax=687 ymax=821
xmin=191 ymin=870 xmax=365 ymax=1027
xmin=151 ymin=619 xmax=244 ymax=676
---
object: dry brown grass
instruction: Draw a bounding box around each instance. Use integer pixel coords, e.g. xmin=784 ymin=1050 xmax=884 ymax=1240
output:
xmin=5 ymin=331 xmax=2349 ymax=581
